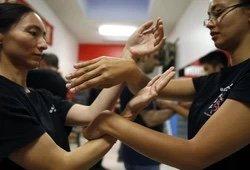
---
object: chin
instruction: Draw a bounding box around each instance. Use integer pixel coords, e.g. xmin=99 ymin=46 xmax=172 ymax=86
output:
xmin=26 ymin=61 xmax=40 ymax=70
xmin=213 ymin=40 xmax=227 ymax=50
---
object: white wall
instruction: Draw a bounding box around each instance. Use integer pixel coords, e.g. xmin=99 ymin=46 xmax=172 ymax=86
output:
xmin=168 ymin=0 xmax=216 ymax=69
xmin=26 ymin=0 xmax=78 ymax=76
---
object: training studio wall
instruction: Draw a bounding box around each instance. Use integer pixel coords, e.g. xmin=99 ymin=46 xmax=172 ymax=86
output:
xmin=168 ymin=0 xmax=216 ymax=70
xmin=26 ymin=0 xmax=78 ymax=76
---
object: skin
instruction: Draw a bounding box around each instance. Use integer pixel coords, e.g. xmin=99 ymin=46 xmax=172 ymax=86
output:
xmin=0 ymin=11 xmax=167 ymax=169
xmin=75 ymin=0 xmax=250 ymax=169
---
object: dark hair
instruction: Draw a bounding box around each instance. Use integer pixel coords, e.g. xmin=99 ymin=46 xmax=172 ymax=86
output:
xmin=0 ymin=3 xmax=34 ymax=33
xmin=42 ymin=53 xmax=59 ymax=68
xmin=199 ymin=50 xmax=229 ymax=67
xmin=239 ymin=0 xmax=250 ymax=3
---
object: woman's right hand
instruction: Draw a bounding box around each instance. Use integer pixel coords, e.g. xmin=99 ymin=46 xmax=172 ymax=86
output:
xmin=83 ymin=111 xmax=114 ymax=140
xmin=125 ymin=18 xmax=165 ymax=59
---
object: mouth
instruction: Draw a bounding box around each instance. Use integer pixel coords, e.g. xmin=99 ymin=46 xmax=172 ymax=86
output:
xmin=210 ymin=31 xmax=220 ymax=37
xmin=34 ymin=53 xmax=42 ymax=57
xmin=210 ymin=31 xmax=220 ymax=40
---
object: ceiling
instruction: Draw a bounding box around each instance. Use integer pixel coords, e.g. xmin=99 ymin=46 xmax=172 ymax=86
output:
xmin=45 ymin=0 xmax=193 ymax=44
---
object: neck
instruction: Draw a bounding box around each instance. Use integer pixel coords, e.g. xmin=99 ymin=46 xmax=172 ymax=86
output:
xmin=0 ymin=52 xmax=27 ymax=87
xmin=228 ymin=34 xmax=250 ymax=66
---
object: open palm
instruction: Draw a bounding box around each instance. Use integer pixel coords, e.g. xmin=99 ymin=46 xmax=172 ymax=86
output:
xmin=124 ymin=67 xmax=175 ymax=119
xmin=126 ymin=18 xmax=165 ymax=57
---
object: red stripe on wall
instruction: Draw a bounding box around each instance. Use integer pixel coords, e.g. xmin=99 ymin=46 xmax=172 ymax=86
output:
xmin=78 ymin=44 xmax=124 ymax=61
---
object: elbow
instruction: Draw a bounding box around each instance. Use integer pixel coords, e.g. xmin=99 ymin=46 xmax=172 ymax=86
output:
xmin=179 ymin=141 xmax=215 ymax=170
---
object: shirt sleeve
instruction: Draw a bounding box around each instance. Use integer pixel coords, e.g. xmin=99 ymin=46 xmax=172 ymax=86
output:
xmin=41 ymin=90 xmax=74 ymax=125
xmin=192 ymin=75 xmax=210 ymax=93
xmin=0 ymin=97 xmax=44 ymax=158
xmin=228 ymin=73 xmax=250 ymax=104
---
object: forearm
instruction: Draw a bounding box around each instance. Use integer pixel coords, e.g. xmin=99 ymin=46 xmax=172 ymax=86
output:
xmin=101 ymin=114 xmax=201 ymax=169
xmin=10 ymin=133 xmax=116 ymax=170
xmin=89 ymin=84 xmax=124 ymax=117
xmin=126 ymin=69 xmax=151 ymax=95
xmin=169 ymin=104 xmax=189 ymax=117
xmin=65 ymin=135 xmax=116 ymax=170
xmin=159 ymin=78 xmax=196 ymax=101
xmin=142 ymin=109 xmax=174 ymax=127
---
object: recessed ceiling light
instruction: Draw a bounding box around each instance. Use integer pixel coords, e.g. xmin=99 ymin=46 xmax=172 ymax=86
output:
xmin=98 ymin=24 xmax=137 ymax=37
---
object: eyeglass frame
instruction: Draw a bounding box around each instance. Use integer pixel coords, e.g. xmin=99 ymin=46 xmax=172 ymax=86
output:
xmin=203 ymin=2 xmax=250 ymax=26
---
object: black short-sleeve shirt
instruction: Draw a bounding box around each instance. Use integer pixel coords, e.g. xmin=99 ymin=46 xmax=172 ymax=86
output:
xmin=189 ymin=59 xmax=250 ymax=169
xmin=0 ymin=75 xmax=74 ymax=169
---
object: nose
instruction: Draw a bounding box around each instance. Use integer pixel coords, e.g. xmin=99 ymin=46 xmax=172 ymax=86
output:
xmin=38 ymin=37 xmax=48 ymax=52
xmin=205 ymin=19 xmax=216 ymax=29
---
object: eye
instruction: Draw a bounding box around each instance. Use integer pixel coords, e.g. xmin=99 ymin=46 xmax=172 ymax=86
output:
xmin=27 ymin=30 xmax=38 ymax=37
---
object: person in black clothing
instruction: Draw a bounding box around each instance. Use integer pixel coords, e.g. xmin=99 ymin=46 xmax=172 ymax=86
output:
xmin=69 ymin=0 xmax=250 ymax=169
xmin=199 ymin=50 xmax=229 ymax=75
xmin=27 ymin=53 xmax=67 ymax=99
xmin=119 ymin=52 xmax=174 ymax=170
xmin=0 ymin=3 xmax=168 ymax=169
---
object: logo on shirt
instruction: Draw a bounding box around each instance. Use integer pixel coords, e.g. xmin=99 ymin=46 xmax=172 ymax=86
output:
xmin=203 ymin=83 xmax=233 ymax=117
xmin=49 ymin=104 xmax=57 ymax=114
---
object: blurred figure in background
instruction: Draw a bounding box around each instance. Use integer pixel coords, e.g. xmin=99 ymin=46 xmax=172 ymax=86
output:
xmin=199 ymin=50 xmax=229 ymax=75
xmin=119 ymin=51 xmax=174 ymax=170
xmin=27 ymin=53 xmax=67 ymax=99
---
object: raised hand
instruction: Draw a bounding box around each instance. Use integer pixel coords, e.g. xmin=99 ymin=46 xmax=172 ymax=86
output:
xmin=65 ymin=57 xmax=137 ymax=92
xmin=65 ymin=19 xmax=165 ymax=92
xmin=125 ymin=18 xmax=165 ymax=58
xmin=123 ymin=67 xmax=175 ymax=119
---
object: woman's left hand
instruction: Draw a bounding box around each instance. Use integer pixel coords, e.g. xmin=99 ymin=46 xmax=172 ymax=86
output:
xmin=65 ymin=57 xmax=137 ymax=92
xmin=123 ymin=66 xmax=175 ymax=119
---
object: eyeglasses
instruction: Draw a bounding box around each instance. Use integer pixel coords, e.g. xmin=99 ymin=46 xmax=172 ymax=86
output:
xmin=203 ymin=2 xmax=250 ymax=26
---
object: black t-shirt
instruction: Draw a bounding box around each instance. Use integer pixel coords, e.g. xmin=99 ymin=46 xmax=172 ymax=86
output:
xmin=119 ymin=87 xmax=162 ymax=165
xmin=0 ymin=75 xmax=74 ymax=169
xmin=27 ymin=69 xmax=67 ymax=99
xmin=189 ymin=59 xmax=250 ymax=169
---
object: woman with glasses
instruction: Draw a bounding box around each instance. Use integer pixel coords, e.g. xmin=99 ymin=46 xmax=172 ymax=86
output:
xmin=68 ymin=0 xmax=250 ymax=169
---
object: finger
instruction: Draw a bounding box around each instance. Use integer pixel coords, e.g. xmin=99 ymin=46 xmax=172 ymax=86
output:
xmin=73 ymin=56 xmax=104 ymax=69
xmin=153 ymin=66 xmax=174 ymax=89
xmin=67 ymin=66 xmax=102 ymax=89
xmin=154 ymin=23 xmax=163 ymax=39
xmin=139 ymin=20 xmax=154 ymax=34
xmin=156 ymin=71 xmax=175 ymax=91
xmin=154 ymin=26 xmax=164 ymax=46
xmin=147 ymin=66 xmax=174 ymax=87
xmin=69 ymin=75 xmax=105 ymax=93
xmin=147 ymin=74 xmax=161 ymax=87
xmin=66 ymin=62 xmax=100 ymax=80
xmin=142 ymin=26 xmax=154 ymax=35
xmin=153 ymin=37 xmax=166 ymax=52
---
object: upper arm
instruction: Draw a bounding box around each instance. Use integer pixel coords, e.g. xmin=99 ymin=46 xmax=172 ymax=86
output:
xmin=160 ymin=78 xmax=196 ymax=101
xmin=190 ymin=99 xmax=250 ymax=167
xmin=10 ymin=133 xmax=68 ymax=170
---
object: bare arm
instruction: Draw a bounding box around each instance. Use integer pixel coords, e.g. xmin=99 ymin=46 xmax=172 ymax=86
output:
xmin=88 ymin=99 xmax=250 ymax=169
xmin=140 ymin=109 xmax=174 ymax=127
xmin=66 ymin=84 xmax=124 ymax=126
xmin=156 ymin=100 xmax=190 ymax=117
xmin=10 ymin=133 xmax=115 ymax=170
xmin=127 ymin=75 xmax=196 ymax=101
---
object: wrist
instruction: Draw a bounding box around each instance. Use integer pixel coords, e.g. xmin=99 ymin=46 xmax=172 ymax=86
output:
xmin=121 ymin=47 xmax=133 ymax=59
